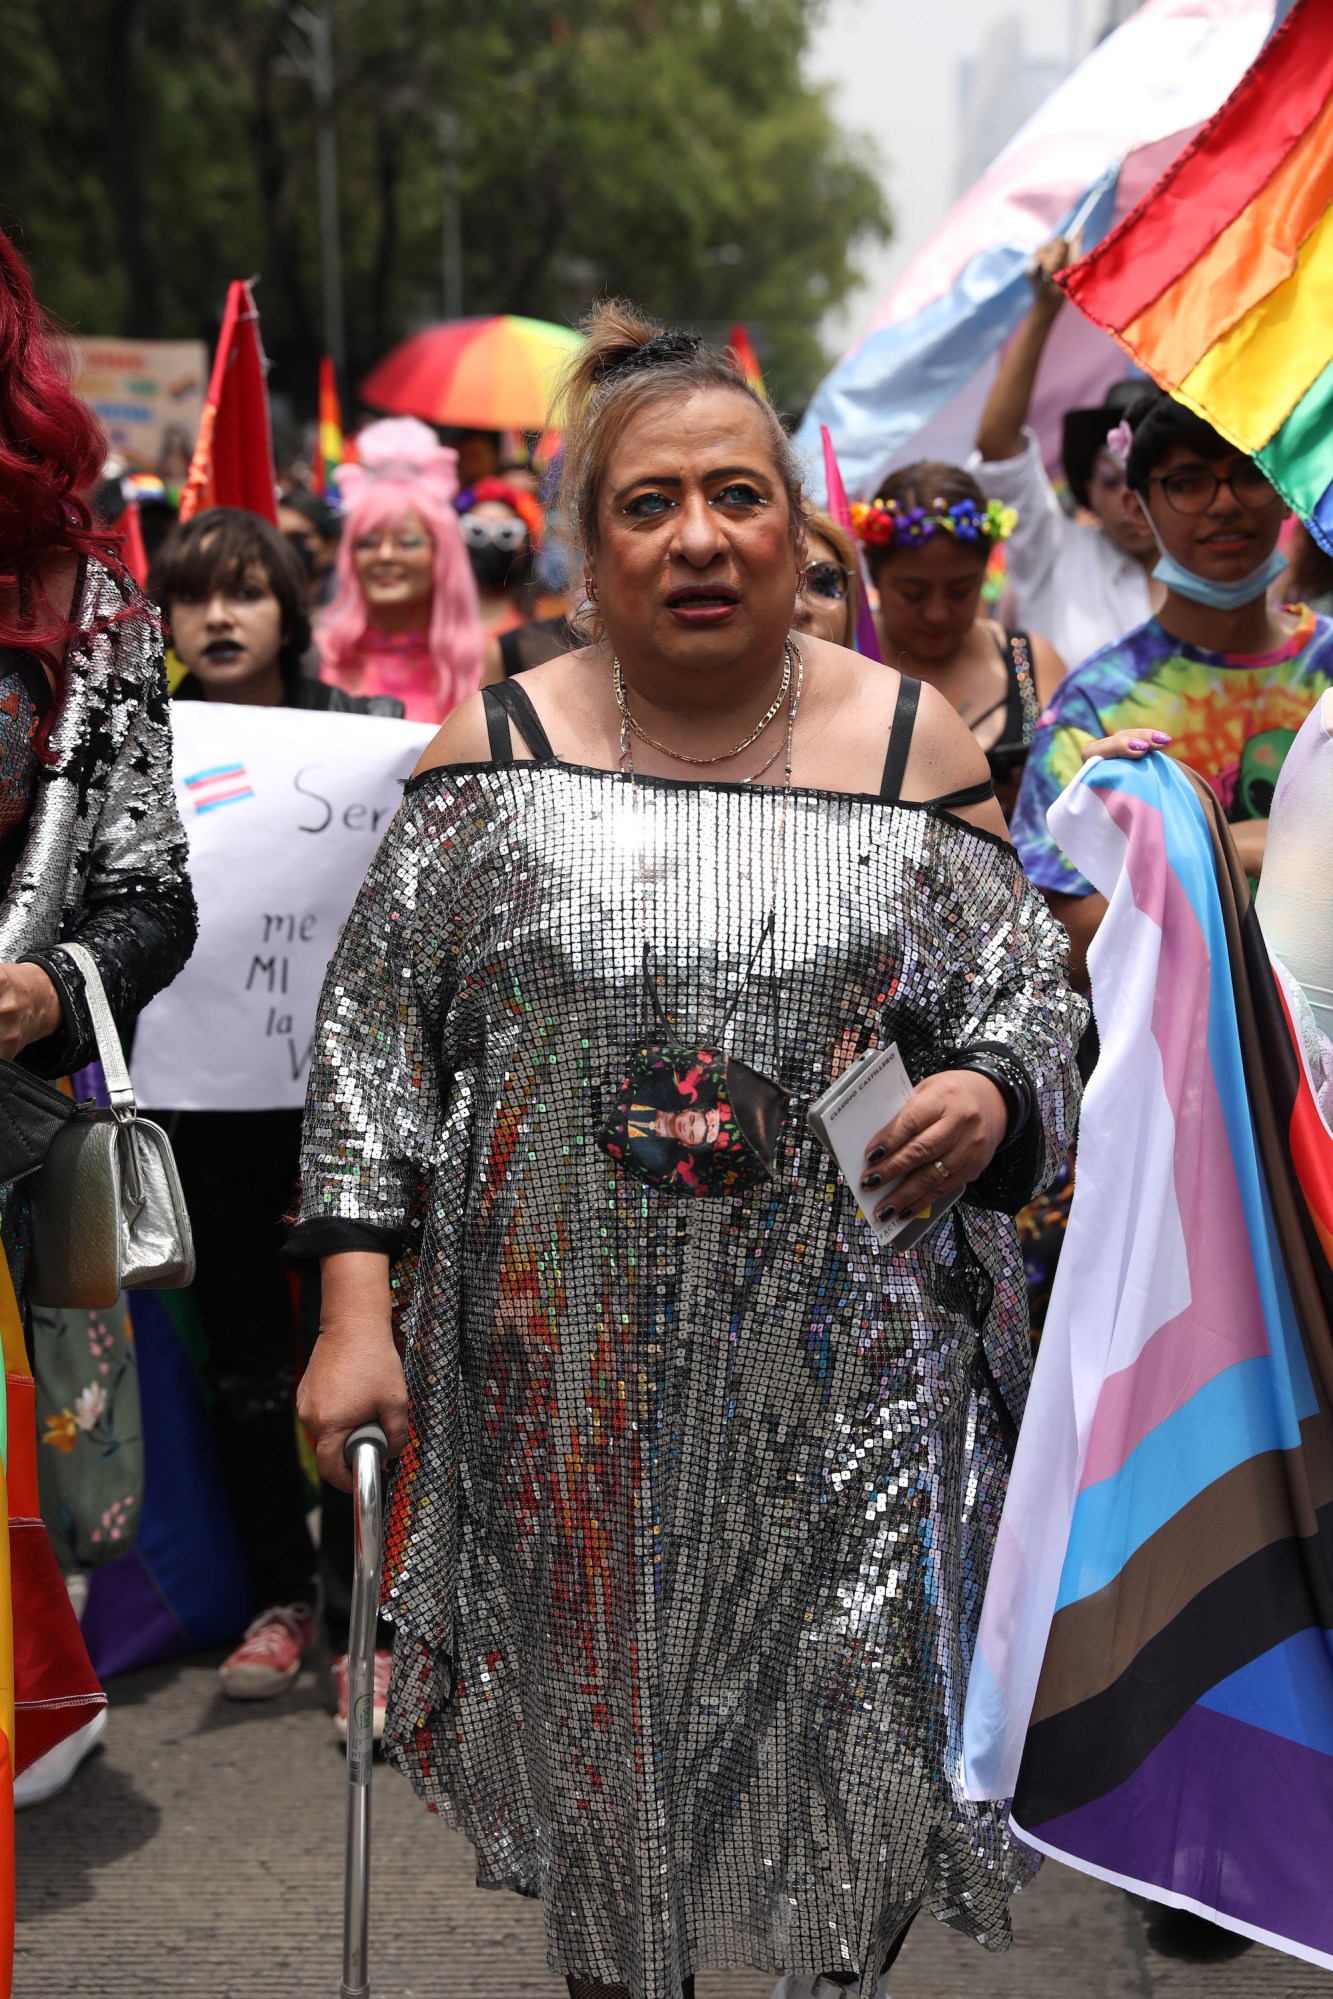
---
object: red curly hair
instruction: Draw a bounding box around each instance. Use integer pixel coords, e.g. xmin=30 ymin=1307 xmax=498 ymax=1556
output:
xmin=0 ymin=229 xmax=120 ymax=662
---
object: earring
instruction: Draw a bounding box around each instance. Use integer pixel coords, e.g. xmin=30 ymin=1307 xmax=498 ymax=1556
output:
xmin=584 ymin=574 xmax=598 ymax=604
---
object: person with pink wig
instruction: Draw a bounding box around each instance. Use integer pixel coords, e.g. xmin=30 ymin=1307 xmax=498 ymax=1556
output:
xmin=317 ymin=416 xmax=484 ymax=723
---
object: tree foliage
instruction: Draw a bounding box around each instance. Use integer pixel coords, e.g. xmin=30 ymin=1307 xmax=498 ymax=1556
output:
xmin=0 ymin=0 xmax=889 ymax=416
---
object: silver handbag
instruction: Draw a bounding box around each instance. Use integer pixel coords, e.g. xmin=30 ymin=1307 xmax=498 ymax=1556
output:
xmin=27 ymin=942 xmax=195 ymax=1309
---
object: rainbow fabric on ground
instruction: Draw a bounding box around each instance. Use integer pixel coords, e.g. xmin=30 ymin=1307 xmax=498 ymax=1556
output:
xmin=964 ymin=749 xmax=1333 ymax=1967
xmin=1062 ymin=0 xmax=1333 ymax=554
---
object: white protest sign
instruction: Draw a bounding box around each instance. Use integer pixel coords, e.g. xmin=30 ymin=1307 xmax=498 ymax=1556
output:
xmin=133 ymin=701 xmax=435 ymax=1111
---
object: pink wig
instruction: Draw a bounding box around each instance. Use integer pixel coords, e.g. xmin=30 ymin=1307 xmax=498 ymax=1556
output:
xmin=317 ymin=417 xmax=484 ymax=716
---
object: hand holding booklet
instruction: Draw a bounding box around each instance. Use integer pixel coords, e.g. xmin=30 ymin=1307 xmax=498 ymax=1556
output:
xmin=807 ymin=1044 xmax=962 ymax=1249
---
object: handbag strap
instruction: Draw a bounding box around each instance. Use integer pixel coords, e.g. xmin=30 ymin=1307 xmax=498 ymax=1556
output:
xmin=53 ymin=942 xmax=137 ymax=1121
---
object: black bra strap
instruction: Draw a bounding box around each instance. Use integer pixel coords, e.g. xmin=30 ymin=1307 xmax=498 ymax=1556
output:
xmin=927 ymin=777 xmax=996 ymax=811
xmin=480 ymin=677 xmax=556 ymax=764
xmin=482 ymin=685 xmax=512 ymax=763
xmin=879 ymin=673 xmax=921 ymax=802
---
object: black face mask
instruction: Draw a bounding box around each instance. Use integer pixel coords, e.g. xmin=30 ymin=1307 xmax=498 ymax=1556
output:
xmin=469 ymin=545 xmax=532 ymax=591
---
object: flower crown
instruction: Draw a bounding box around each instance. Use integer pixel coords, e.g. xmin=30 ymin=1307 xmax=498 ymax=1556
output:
xmin=849 ymin=495 xmax=1018 ymax=551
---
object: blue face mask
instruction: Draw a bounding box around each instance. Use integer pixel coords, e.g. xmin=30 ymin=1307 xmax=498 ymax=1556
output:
xmin=1151 ymin=544 xmax=1288 ymax=611
xmin=1142 ymin=505 xmax=1287 ymax=611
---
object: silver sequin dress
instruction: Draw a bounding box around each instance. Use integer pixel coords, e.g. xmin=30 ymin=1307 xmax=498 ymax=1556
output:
xmin=296 ymin=753 xmax=1086 ymax=1998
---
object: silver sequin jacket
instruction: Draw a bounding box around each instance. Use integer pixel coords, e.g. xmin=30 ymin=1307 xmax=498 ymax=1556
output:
xmin=0 ymin=558 xmax=196 ymax=1070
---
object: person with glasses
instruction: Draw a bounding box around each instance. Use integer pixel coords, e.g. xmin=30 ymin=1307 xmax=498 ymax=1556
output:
xmin=317 ymin=417 xmax=484 ymax=724
xmin=1013 ymin=388 xmax=1333 ymax=990
xmin=792 ymin=511 xmax=859 ymax=649
xmin=456 ymin=475 xmax=545 ymax=648
xmin=854 ymin=462 xmax=1067 ymax=822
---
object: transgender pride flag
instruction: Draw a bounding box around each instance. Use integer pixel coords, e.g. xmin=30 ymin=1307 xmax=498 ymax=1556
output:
xmin=963 ymin=751 xmax=1333 ymax=1967
xmin=183 ymin=762 xmax=254 ymax=815
xmin=797 ymin=0 xmax=1286 ymax=501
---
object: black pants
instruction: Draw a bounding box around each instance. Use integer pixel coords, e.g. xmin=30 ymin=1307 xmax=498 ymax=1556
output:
xmin=170 ymin=1108 xmax=390 ymax=1650
xmin=170 ymin=1110 xmax=316 ymax=1614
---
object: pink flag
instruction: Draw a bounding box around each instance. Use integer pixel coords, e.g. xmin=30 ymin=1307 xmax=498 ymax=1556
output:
xmin=820 ymin=426 xmax=882 ymax=663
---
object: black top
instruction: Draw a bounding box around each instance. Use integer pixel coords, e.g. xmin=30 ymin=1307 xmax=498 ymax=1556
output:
xmin=176 ymin=672 xmax=405 ymax=720
xmin=974 ymin=629 xmax=1039 ymax=787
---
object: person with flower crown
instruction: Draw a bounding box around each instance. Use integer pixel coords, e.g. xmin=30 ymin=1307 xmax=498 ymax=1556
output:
xmin=317 ymin=416 xmax=484 ymax=723
xmin=852 ymin=461 xmax=1066 ymax=822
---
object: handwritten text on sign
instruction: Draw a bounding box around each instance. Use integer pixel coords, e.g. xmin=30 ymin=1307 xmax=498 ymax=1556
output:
xmin=133 ymin=701 xmax=435 ymax=1111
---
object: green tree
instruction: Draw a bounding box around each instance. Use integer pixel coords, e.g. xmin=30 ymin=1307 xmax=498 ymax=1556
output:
xmin=0 ymin=0 xmax=889 ymax=417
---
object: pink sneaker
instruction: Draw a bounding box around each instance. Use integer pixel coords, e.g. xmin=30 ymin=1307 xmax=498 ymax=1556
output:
xmin=331 ymin=1648 xmax=392 ymax=1743
xmin=219 ymin=1604 xmax=317 ymax=1699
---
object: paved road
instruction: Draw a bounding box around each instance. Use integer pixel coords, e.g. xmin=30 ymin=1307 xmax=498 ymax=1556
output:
xmin=16 ymin=1650 xmax=1333 ymax=1999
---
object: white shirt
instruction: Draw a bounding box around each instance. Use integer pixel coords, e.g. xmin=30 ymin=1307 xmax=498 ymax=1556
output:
xmin=966 ymin=428 xmax=1153 ymax=671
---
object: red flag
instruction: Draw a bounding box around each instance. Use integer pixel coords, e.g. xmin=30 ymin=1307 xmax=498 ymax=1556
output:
xmin=178 ymin=280 xmax=278 ymax=525
xmin=114 ymin=499 xmax=149 ymax=589
xmin=820 ymin=426 xmax=883 ymax=663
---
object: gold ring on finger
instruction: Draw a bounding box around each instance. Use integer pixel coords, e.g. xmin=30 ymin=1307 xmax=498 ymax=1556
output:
xmin=932 ymin=1158 xmax=949 ymax=1180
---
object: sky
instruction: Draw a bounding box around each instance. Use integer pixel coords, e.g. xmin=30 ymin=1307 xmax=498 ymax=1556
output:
xmin=805 ymin=0 xmax=1086 ymax=354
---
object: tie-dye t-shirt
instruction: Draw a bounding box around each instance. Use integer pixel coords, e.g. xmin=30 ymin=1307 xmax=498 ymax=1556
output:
xmin=1012 ymin=606 xmax=1333 ymax=896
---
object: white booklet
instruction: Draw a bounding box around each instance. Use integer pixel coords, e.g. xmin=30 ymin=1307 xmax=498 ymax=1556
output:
xmin=807 ymin=1043 xmax=962 ymax=1249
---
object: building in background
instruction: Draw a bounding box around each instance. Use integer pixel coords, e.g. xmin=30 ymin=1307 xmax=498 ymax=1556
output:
xmin=954 ymin=15 xmax=1069 ymax=194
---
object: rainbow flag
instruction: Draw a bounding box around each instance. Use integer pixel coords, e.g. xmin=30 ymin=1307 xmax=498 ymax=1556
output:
xmin=312 ymin=355 xmax=347 ymax=500
xmin=963 ymin=746 xmax=1333 ymax=1968
xmin=1061 ymin=0 xmax=1333 ymax=554
xmin=726 ymin=324 xmax=766 ymax=400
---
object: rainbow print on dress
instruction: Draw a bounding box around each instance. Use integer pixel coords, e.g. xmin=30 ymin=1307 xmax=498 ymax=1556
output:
xmin=1061 ymin=0 xmax=1333 ymax=553
xmin=963 ymin=746 xmax=1333 ymax=1968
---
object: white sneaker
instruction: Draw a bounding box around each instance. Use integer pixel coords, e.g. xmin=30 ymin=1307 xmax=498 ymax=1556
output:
xmin=14 ymin=1707 xmax=108 ymax=1809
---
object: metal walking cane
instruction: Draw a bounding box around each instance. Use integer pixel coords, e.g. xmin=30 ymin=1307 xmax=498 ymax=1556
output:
xmin=341 ymin=1421 xmax=389 ymax=1999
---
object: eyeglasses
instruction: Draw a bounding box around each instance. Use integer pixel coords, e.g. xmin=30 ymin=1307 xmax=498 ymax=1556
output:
xmin=1148 ymin=461 xmax=1276 ymax=515
xmin=799 ymin=559 xmax=850 ymax=602
xmin=353 ymin=532 xmax=430 ymax=555
xmin=460 ymin=515 xmax=528 ymax=552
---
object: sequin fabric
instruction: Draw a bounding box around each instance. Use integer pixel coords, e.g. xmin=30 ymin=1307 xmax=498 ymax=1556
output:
xmin=296 ymin=760 xmax=1087 ymax=1998
xmin=0 ymin=559 xmax=197 ymax=1074
xmin=0 ymin=659 xmax=40 ymax=897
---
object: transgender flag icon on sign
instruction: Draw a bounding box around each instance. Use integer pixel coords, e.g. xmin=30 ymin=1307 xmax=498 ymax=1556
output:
xmin=183 ymin=762 xmax=255 ymax=814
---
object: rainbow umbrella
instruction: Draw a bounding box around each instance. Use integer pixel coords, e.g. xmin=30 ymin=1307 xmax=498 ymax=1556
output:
xmin=361 ymin=315 xmax=584 ymax=432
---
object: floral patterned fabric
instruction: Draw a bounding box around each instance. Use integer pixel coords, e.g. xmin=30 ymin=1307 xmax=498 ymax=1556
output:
xmin=34 ymin=1295 xmax=143 ymax=1573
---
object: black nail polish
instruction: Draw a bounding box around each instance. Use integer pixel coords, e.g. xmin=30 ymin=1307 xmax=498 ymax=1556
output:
xmin=867 ymin=1146 xmax=886 ymax=1166
xmin=861 ymin=1173 xmax=883 ymax=1191
xmin=876 ymin=1203 xmax=897 ymax=1222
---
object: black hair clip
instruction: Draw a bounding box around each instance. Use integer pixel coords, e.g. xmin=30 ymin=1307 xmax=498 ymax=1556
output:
xmin=593 ymin=330 xmax=703 ymax=383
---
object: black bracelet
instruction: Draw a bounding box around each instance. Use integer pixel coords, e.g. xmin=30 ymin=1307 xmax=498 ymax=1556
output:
xmin=947 ymin=1045 xmax=1032 ymax=1147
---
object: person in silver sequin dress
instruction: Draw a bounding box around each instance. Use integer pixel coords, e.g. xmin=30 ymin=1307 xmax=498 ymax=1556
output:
xmin=0 ymin=231 xmax=196 ymax=1310
xmin=292 ymin=304 xmax=1087 ymax=1999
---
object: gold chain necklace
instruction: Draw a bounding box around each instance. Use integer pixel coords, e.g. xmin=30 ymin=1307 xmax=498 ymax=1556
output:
xmin=612 ymin=639 xmax=793 ymax=766
xmin=620 ymin=640 xmax=802 ymax=1043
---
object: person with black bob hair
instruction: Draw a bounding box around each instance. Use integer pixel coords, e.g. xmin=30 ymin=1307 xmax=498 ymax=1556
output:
xmin=155 ymin=506 xmax=345 ymax=708
xmin=152 ymin=504 xmax=403 ymax=1734
xmin=1012 ymin=385 xmax=1333 ymax=989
